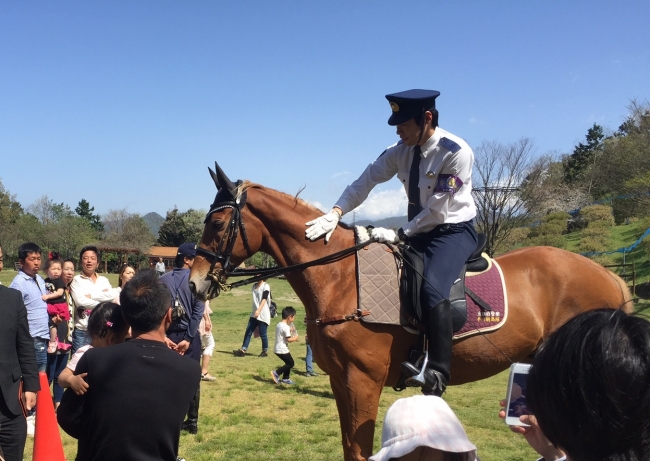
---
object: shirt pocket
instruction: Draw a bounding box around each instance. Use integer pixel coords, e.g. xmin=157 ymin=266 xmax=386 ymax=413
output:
xmin=420 ymin=173 xmax=438 ymax=195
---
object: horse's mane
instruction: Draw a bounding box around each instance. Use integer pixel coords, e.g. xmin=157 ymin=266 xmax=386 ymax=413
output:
xmin=235 ymin=180 xmax=353 ymax=230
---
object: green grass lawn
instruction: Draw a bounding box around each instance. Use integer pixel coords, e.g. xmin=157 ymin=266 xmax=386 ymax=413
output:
xmin=0 ymin=270 xmax=539 ymax=461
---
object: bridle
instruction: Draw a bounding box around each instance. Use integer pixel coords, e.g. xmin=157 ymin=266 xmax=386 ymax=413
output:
xmin=194 ymin=189 xmax=252 ymax=299
xmin=193 ymin=185 xmax=373 ymax=300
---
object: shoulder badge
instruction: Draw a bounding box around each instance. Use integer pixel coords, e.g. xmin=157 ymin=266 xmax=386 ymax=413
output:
xmin=439 ymin=137 xmax=461 ymax=154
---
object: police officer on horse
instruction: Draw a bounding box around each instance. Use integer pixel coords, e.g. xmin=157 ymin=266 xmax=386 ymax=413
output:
xmin=305 ymin=89 xmax=478 ymax=396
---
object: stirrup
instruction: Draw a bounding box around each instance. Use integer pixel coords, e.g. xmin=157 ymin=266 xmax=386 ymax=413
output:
xmin=404 ymin=351 xmax=428 ymax=387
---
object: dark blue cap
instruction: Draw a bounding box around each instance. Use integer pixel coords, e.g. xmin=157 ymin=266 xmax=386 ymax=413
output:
xmin=385 ymin=89 xmax=441 ymax=126
xmin=177 ymin=243 xmax=196 ymax=257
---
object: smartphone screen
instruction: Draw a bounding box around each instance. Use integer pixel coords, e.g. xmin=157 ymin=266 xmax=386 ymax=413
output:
xmin=504 ymin=363 xmax=532 ymax=426
xmin=507 ymin=371 xmax=530 ymax=419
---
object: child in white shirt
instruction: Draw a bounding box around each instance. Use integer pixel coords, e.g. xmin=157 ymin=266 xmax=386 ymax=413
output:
xmin=270 ymin=306 xmax=299 ymax=385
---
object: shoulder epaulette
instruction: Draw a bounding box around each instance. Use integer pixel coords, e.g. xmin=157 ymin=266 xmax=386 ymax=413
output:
xmin=439 ymin=137 xmax=461 ymax=153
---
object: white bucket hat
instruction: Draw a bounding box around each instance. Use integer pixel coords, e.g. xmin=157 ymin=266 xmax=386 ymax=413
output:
xmin=369 ymin=396 xmax=477 ymax=461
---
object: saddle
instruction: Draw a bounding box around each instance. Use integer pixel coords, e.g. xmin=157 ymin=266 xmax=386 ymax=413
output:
xmin=400 ymin=233 xmax=490 ymax=333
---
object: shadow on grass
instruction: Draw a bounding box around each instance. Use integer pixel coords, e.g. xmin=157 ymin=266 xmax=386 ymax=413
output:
xmin=250 ymin=375 xmax=335 ymax=399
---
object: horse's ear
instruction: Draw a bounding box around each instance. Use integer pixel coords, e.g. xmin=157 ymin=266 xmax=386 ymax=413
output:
xmin=214 ymin=162 xmax=237 ymax=196
xmin=208 ymin=166 xmax=221 ymax=190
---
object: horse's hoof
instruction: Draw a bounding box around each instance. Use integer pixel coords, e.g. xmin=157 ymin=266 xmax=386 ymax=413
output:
xmin=400 ymin=361 xmax=420 ymax=377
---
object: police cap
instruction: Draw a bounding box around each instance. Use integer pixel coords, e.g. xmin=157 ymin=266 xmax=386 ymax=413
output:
xmin=385 ymin=89 xmax=440 ymax=126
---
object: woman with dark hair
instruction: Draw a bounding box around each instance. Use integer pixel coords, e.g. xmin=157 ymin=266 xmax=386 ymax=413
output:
xmin=113 ymin=264 xmax=135 ymax=303
xmin=502 ymin=308 xmax=650 ymax=461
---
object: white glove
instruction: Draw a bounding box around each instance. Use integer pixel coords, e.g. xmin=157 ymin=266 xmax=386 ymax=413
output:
xmin=305 ymin=210 xmax=341 ymax=242
xmin=370 ymin=227 xmax=399 ymax=243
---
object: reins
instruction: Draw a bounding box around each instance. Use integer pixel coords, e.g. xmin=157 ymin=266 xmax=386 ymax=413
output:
xmin=195 ymin=190 xmax=374 ymax=297
xmin=225 ymin=239 xmax=374 ymax=289
xmin=196 ymin=190 xmax=513 ymax=363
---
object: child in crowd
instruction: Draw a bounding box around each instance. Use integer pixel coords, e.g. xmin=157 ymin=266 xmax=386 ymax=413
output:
xmin=42 ymin=259 xmax=71 ymax=353
xmin=199 ymin=300 xmax=216 ymax=381
xmin=270 ymin=306 xmax=299 ymax=385
xmin=58 ymin=302 xmax=130 ymax=395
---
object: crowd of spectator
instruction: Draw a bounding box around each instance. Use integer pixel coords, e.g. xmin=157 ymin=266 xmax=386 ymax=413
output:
xmin=0 ymin=241 xmax=206 ymax=461
xmin=2 ymin=238 xmax=649 ymax=461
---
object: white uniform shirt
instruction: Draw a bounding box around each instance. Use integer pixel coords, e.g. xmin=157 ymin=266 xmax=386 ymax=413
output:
xmin=334 ymin=127 xmax=477 ymax=237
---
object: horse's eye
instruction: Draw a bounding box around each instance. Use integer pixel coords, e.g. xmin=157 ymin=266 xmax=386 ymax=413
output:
xmin=212 ymin=220 xmax=225 ymax=231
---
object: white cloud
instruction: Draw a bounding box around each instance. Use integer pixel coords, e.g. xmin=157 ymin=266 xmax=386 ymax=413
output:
xmin=331 ymin=171 xmax=350 ymax=178
xmin=305 ymin=200 xmax=324 ymax=212
xmin=350 ymin=187 xmax=407 ymax=221
xmin=469 ymin=117 xmax=487 ymax=125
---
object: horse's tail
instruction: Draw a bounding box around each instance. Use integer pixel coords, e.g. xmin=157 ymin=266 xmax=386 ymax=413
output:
xmin=607 ymin=270 xmax=634 ymax=313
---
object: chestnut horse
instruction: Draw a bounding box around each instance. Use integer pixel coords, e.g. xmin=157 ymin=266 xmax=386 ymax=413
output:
xmin=189 ymin=165 xmax=632 ymax=461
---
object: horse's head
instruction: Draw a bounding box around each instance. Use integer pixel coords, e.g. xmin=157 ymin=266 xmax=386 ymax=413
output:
xmin=189 ymin=162 xmax=259 ymax=301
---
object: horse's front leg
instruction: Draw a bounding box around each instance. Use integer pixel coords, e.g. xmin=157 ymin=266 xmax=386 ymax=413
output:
xmin=329 ymin=363 xmax=385 ymax=461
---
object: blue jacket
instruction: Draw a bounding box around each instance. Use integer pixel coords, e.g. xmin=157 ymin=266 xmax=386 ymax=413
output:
xmin=160 ymin=268 xmax=205 ymax=342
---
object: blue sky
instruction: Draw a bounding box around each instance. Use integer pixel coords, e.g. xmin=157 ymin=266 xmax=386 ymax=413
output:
xmin=1 ymin=1 xmax=649 ymax=222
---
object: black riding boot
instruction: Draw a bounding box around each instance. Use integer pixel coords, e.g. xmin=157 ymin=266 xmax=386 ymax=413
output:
xmin=181 ymin=386 xmax=200 ymax=434
xmin=401 ymin=299 xmax=452 ymax=396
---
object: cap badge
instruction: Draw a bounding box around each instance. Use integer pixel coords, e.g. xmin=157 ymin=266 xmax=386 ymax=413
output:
xmin=390 ymin=102 xmax=400 ymax=112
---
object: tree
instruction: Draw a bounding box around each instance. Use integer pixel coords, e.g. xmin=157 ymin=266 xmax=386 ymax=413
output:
xmin=102 ymin=209 xmax=156 ymax=252
xmin=0 ymin=213 xmax=44 ymax=264
xmin=157 ymin=208 xmax=207 ymax=246
xmin=47 ymin=216 xmax=99 ymax=260
xmin=587 ymin=100 xmax=650 ymax=221
xmin=472 ymin=138 xmax=547 ymax=256
xmin=563 ymin=123 xmax=605 ymax=184
xmin=22 ymin=196 xmax=99 ymax=255
xmin=27 ymin=196 xmax=73 ymax=226
xmin=76 ymin=199 xmax=104 ymax=233
xmin=0 ymin=179 xmax=23 ymax=224
xmin=181 ymin=209 xmax=207 ymax=244
xmin=157 ymin=208 xmax=186 ymax=247
xmin=524 ymin=157 xmax=591 ymax=217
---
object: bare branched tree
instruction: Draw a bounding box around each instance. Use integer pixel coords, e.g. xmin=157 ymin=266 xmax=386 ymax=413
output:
xmin=103 ymin=209 xmax=156 ymax=253
xmin=472 ymin=138 xmax=548 ymax=256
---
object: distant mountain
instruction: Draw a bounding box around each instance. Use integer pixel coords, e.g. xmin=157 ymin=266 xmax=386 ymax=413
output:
xmin=143 ymin=212 xmax=165 ymax=236
xmin=346 ymin=215 xmax=408 ymax=230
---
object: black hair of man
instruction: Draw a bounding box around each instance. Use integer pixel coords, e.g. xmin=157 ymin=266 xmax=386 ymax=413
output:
xmin=413 ymin=109 xmax=439 ymax=129
xmin=527 ymin=308 xmax=650 ymax=461
xmin=281 ymin=306 xmax=296 ymax=320
xmin=120 ymin=269 xmax=171 ymax=333
xmin=18 ymin=242 xmax=41 ymax=261
xmin=174 ymin=253 xmax=193 ymax=269
xmin=79 ymin=245 xmax=100 ymax=261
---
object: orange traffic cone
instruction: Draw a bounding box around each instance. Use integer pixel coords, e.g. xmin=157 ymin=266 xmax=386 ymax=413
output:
xmin=32 ymin=371 xmax=66 ymax=461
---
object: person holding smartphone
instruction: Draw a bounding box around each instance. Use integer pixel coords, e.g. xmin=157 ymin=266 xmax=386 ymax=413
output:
xmin=500 ymin=308 xmax=650 ymax=461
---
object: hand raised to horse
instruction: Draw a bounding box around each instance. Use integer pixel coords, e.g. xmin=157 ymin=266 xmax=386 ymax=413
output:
xmin=305 ymin=209 xmax=341 ymax=242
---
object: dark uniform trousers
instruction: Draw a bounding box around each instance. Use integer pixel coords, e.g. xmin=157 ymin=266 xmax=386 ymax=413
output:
xmin=413 ymin=220 xmax=478 ymax=385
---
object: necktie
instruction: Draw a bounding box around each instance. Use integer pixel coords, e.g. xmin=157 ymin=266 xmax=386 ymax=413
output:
xmin=408 ymin=145 xmax=422 ymax=221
